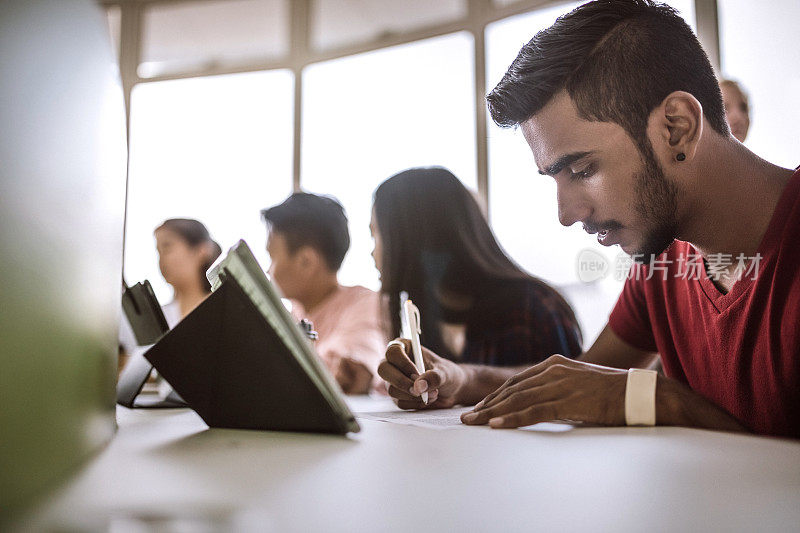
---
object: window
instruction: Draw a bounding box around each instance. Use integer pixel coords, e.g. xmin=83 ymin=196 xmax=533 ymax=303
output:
xmin=125 ymin=70 xmax=294 ymax=303
xmin=117 ymin=0 xmax=710 ymax=335
xmin=486 ymin=3 xmax=585 ymax=286
xmin=105 ymin=4 xmax=121 ymax=63
xmin=311 ymin=0 xmax=466 ymax=51
xmin=139 ymin=0 xmax=289 ymax=78
xmin=301 ymin=32 xmax=477 ymax=290
xmin=718 ymin=0 xmax=799 ymax=169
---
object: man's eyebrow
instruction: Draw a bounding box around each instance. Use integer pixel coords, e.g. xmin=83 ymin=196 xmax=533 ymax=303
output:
xmin=538 ymin=151 xmax=593 ymax=176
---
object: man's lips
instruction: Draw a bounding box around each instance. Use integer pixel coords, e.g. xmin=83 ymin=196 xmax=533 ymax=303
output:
xmin=583 ymin=224 xmax=621 ymax=247
xmin=597 ymin=228 xmax=620 ymax=246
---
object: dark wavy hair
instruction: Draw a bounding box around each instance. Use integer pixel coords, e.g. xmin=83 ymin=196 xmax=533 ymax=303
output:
xmin=155 ymin=218 xmax=221 ymax=292
xmin=487 ymin=0 xmax=729 ymax=155
xmin=373 ymin=167 xmax=579 ymax=358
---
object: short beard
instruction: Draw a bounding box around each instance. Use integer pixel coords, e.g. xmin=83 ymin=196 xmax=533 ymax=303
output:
xmin=630 ymin=142 xmax=679 ymax=262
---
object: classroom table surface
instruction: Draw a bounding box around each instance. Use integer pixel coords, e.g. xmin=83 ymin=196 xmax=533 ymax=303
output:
xmin=20 ymin=396 xmax=800 ymax=532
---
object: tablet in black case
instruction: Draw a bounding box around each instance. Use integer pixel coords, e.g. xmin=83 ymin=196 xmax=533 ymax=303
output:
xmin=117 ymin=280 xmax=187 ymax=408
xmin=143 ymin=240 xmax=359 ymax=435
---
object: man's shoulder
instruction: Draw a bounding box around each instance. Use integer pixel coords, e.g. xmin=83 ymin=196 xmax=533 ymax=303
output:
xmin=326 ymin=285 xmax=382 ymax=330
xmin=339 ymin=284 xmax=378 ymax=298
xmin=336 ymin=284 xmax=381 ymax=308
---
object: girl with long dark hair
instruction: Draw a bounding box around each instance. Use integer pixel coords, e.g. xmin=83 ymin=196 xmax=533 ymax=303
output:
xmin=372 ymin=167 xmax=582 ymax=407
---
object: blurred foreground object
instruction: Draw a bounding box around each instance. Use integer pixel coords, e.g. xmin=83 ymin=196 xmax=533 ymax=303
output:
xmin=0 ymin=0 xmax=127 ymax=524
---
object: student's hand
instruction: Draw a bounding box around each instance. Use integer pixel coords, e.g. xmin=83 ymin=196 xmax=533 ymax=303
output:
xmin=378 ymin=338 xmax=468 ymax=410
xmin=334 ymin=356 xmax=373 ymax=395
xmin=460 ymin=355 xmax=627 ymax=428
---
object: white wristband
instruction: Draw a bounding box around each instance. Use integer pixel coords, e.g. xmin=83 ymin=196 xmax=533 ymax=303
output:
xmin=625 ymin=369 xmax=657 ymax=426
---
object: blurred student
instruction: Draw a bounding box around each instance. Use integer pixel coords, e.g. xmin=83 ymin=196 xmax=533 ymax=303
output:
xmin=261 ymin=193 xmax=385 ymax=394
xmin=720 ymin=79 xmax=750 ymax=143
xmin=119 ymin=218 xmax=221 ymax=369
xmin=154 ymin=218 xmax=222 ymax=324
xmin=372 ymin=167 xmax=582 ymax=408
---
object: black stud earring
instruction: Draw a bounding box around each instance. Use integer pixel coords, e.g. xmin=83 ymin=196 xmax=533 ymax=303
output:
xmin=676 ymin=153 xmax=686 ymax=161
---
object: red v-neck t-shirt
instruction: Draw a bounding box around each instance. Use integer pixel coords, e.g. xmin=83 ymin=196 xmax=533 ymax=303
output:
xmin=609 ymin=167 xmax=800 ymax=437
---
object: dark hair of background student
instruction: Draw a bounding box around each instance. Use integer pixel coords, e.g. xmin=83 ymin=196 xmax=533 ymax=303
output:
xmin=155 ymin=218 xmax=222 ymax=292
xmin=487 ymin=0 xmax=729 ymax=152
xmin=261 ymin=192 xmax=350 ymax=272
xmin=373 ymin=166 xmax=580 ymax=359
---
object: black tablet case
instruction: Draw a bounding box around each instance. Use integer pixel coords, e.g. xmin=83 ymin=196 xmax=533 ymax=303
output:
xmin=117 ymin=280 xmax=187 ymax=408
xmin=121 ymin=280 xmax=169 ymax=346
xmin=143 ymin=275 xmax=357 ymax=435
xmin=116 ymin=351 xmax=187 ymax=408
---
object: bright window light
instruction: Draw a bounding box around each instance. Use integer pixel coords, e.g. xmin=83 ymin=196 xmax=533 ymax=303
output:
xmin=301 ymin=32 xmax=477 ymax=291
xmin=719 ymin=0 xmax=800 ymax=169
xmin=125 ymin=70 xmax=294 ymax=303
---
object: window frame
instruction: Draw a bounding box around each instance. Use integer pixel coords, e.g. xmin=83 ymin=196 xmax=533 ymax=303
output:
xmin=103 ymin=0 xmax=717 ymax=213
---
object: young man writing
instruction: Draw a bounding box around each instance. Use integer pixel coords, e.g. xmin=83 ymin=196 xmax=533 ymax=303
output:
xmin=262 ymin=193 xmax=385 ymax=394
xmin=378 ymin=0 xmax=798 ymax=437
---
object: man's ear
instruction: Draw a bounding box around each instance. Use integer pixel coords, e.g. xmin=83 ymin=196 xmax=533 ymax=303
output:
xmin=294 ymin=245 xmax=322 ymax=272
xmin=651 ymin=90 xmax=703 ymax=163
xmin=193 ymin=241 xmax=212 ymax=264
xmin=200 ymin=241 xmax=216 ymax=261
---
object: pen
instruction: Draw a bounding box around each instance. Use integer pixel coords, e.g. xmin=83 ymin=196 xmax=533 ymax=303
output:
xmin=404 ymin=299 xmax=427 ymax=404
xmin=399 ymin=291 xmax=411 ymax=340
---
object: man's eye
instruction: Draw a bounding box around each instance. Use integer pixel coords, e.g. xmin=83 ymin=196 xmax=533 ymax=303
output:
xmin=569 ymin=167 xmax=594 ymax=180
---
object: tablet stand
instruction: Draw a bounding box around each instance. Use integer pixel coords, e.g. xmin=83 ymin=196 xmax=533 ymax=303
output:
xmin=116 ymin=280 xmax=187 ymax=408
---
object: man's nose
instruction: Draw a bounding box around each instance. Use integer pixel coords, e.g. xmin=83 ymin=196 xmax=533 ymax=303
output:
xmin=556 ymin=181 xmax=591 ymax=227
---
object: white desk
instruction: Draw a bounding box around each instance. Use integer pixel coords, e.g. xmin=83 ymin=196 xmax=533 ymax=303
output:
xmin=22 ymin=398 xmax=800 ymax=532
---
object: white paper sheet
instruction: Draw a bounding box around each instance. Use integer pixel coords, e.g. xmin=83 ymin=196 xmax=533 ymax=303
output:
xmin=356 ymin=407 xmax=473 ymax=430
xmin=352 ymin=399 xmax=575 ymax=432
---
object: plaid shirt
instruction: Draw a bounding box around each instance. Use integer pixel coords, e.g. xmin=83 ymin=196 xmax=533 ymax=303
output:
xmin=459 ymin=280 xmax=582 ymax=367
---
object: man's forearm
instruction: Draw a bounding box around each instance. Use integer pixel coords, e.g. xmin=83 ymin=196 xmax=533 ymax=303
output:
xmin=578 ymin=325 xmax=659 ymax=369
xmin=456 ymin=364 xmax=528 ymax=405
xmin=656 ymin=375 xmax=749 ymax=432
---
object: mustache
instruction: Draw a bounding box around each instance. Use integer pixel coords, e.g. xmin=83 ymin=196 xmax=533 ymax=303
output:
xmin=582 ymin=220 xmax=623 ymax=234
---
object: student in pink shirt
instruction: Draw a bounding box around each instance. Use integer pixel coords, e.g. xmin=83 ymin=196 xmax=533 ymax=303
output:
xmin=261 ymin=193 xmax=386 ymax=394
